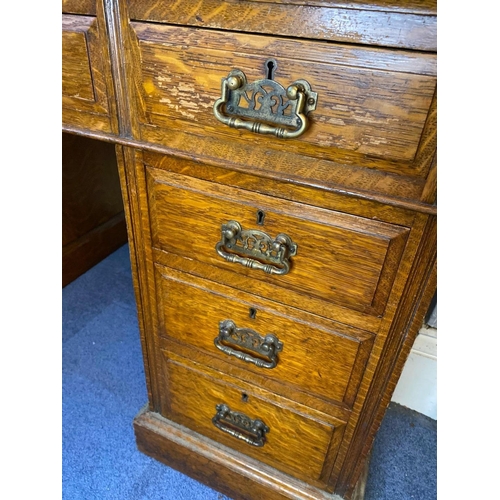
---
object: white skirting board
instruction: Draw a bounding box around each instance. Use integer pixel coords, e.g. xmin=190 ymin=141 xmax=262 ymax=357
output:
xmin=391 ymin=325 xmax=437 ymax=420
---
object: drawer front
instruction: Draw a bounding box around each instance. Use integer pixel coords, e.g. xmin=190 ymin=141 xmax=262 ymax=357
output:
xmin=160 ymin=352 xmax=346 ymax=487
xmin=62 ymin=0 xmax=96 ymax=15
xmin=146 ymin=166 xmax=410 ymax=322
xmin=129 ymin=23 xmax=436 ymax=186
xmin=62 ymin=13 xmax=116 ymax=133
xmin=127 ymin=0 xmax=437 ymax=51
xmin=156 ymin=266 xmax=374 ymax=408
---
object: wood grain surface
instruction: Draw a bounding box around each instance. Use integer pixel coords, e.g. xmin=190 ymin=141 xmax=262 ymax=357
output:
xmin=127 ymin=0 xmax=436 ymax=51
xmin=130 ymin=23 xmax=436 ymax=180
xmin=62 ymin=8 xmax=118 ymax=134
xmin=155 ymin=265 xmax=374 ymax=408
xmin=62 ymin=2 xmax=438 ymax=498
xmin=146 ymin=166 xmax=410 ymax=318
xmin=62 ymin=0 xmax=96 ymax=15
xmin=63 ymin=126 xmax=437 ymax=212
xmin=159 ymin=351 xmax=346 ymax=487
xmin=62 ymin=133 xmax=127 ymax=286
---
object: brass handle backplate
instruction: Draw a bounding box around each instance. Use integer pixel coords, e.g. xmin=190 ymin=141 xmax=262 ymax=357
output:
xmin=213 ymin=59 xmax=318 ymax=139
xmin=212 ymin=403 xmax=269 ymax=447
xmin=215 ymin=319 xmax=283 ymax=369
xmin=215 ymin=220 xmax=298 ymax=275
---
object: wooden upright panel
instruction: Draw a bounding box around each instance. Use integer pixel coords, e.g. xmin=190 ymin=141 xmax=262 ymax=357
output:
xmin=62 ymin=7 xmax=118 ymax=134
xmin=62 ymin=133 xmax=127 ymax=286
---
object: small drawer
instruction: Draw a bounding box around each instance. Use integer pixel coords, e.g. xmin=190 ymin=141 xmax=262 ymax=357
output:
xmin=129 ymin=23 xmax=436 ymax=200
xmin=160 ymin=351 xmax=346 ymax=488
xmin=146 ymin=166 xmax=410 ymax=328
xmin=62 ymin=12 xmax=117 ymax=133
xmin=156 ymin=266 xmax=374 ymax=409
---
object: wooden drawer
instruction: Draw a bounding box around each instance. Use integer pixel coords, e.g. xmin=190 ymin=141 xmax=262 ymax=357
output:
xmin=62 ymin=0 xmax=95 ymax=15
xmin=155 ymin=265 xmax=374 ymax=409
xmin=159 ymin=351 xmax=346 ymax=488
xmin=128 ymin=23 xmax=436 ymax=201
xmin=146 ymin=165 xmax=410 ymax=328
xmin=62 ymin=11 xmax=117 ymax=133
xmin=127 ymin=0 xmax=437 ymax=51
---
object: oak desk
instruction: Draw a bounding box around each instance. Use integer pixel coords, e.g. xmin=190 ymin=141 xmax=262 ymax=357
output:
xmin=62 ymin=1 xmax=437 ymax=498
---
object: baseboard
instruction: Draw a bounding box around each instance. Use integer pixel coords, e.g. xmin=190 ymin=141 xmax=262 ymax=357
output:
xmin=391 ymin=326 xmax=437 ymax=420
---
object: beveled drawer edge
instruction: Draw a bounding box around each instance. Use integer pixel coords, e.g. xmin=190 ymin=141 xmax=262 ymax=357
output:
xmin=62 ymin=125 xmax=437 ymax=216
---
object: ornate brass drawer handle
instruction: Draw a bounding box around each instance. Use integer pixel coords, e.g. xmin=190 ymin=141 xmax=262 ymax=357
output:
xmin=215 ymin=319 xmax=283 ymax=369
xmin=215 ymin=220 xmax=298 ymax=276
xmin=212 ymin=403 xmax=269 ymax=447
xmin=213 ymin=59 xmax=318 ymax=139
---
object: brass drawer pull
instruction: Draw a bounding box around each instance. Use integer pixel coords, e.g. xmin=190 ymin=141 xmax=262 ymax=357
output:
xmin=215 ymin=319 xmax=283 ymax=369
xmin=212 ymin=403 xmax=269 ymax=447
xmin=215 ymin=220 xmax=298 ymax=276
xmin=213 ymin=59 xmax=318 ymax=139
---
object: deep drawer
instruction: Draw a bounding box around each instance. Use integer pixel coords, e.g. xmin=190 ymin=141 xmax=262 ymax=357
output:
xmin=155 ymin=265 xmax=374 ymax=408
xmin=146 ymin=166 xmax=410 ymax=328
xmin=159 ymin=351 xmax=346 ymax=488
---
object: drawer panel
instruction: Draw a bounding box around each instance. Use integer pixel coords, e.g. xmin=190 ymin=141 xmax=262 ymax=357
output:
xmin=62 ymin=14 xmax=116 ymax=133
xmin=160 ymin=351 xmax=346 ymax=487
xmin=62 ymin=0 xmax=96 ymax=15
xmin=62 ymin=27 xmax=95 ymax=101
xmin=146 ymin=166 xmax=410 ymax=319
xmin=130 ymin=23 xmax=436 ymax=184
xmin=156 ymin=266 xmax=374 ymax=408
xmin=128 ymin=0 xmax=437 ymax=51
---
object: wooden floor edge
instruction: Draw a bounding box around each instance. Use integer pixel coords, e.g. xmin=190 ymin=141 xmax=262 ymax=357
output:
xmin=133 ymin=408 xmax=348 ymax=500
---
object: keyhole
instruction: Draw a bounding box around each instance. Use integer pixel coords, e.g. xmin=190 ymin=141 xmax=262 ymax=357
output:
xmin=249 ymin=307 xmax=257 ymax=319
xmin=256 ymin=210 xmax=265 ymax=225
xmin=241 ymin=393 xmax=249 ymax=403
xmin=265 ymin=59 xmax=277 ymax=80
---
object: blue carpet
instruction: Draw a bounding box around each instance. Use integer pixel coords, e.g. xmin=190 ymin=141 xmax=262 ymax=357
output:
xmin=62 ymin=245 xmax=436 ymax=499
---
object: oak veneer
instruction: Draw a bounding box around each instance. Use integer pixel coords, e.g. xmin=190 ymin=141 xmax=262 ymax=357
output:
xmin=145 ymin=166 xmax=410 ymax=319
xmin=127 ymin=0 xmax=437 ymax=51
xmin=155 ymin=265 xmax=374 ymax=409
xmin=62 ymin=1 xmax=437 ymax=498
xmin=62 ymin=2 xmax=118 ymax=134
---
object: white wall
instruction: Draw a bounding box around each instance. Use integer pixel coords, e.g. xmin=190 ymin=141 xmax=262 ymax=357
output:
xmin=391 ymin=324 xmax=437 ymax=419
